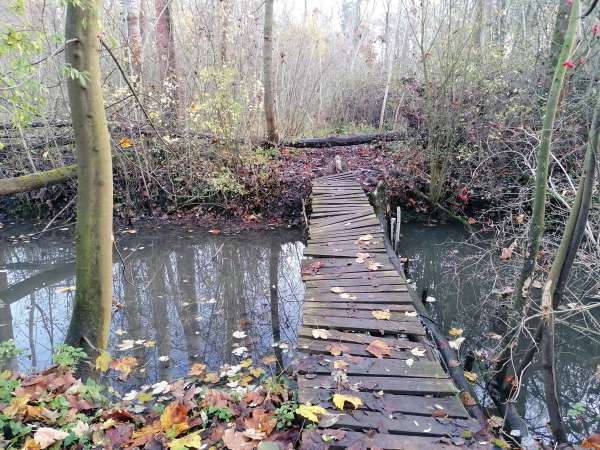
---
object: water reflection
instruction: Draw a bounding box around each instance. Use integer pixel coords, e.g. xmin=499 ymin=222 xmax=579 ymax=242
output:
xmin=0 ymin=225 xmax=304 ymax=388
xmin=398 ymin=222 xmax=600 ymax=443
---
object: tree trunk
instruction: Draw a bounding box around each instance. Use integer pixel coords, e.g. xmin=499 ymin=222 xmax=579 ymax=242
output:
xmin=0 ymin=165 xmax=77 ymax=196
xmin=544 ymin=0 xmax=571 ymax=90
xmin=219 ymin=0 xmax=232 ymax=67
xmin=125 ymin=0 xmax=143 ymax=78
xmin=64 ymin=0 xmax=113 ymax=357
xmin=263 ymin=0 xmax=279 ymax=143
xmin=155 ymin=0 xmax=178 ymax=123
xmin=494 ymin=0 xmax=580 ymax=416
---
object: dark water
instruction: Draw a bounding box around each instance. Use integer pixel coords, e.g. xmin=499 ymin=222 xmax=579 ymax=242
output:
xmin=0 ymin=224 xmax=304 ymax=389
xmin=398 ymin=222 xmax=600 ymax=443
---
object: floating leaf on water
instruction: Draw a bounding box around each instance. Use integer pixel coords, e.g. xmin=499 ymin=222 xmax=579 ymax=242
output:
xmin=425 ymin=296 xmax=436 ymax=303
xmin=232 ymin=347 xmax=248 ymax=357
xmin=448 ymin=327 xmax=464 ymax=337
xmin=158 ymin=355 xmax=170 ymax=362
xmin=463 ymin=371 xmax=478 ymax=383
xmin=55 ymin=286 xmax=76 ymax=293
xmin=232 ymin=330 xmax=247 ymax=339
xmin=449 ymin=337 xmax=466 ymax=351
xmin=117 ymin=339 xmax=135 ymax=351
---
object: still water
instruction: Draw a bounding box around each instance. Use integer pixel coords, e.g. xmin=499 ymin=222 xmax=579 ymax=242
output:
xmin=0 ymin=224 xmax=304 ymax=388
xmin=399 ymin=222 xmax=600 ymax=443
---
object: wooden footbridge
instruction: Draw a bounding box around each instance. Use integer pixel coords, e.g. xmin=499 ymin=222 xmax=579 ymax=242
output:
xmin=298 ymin=172 xmax=490 ymax=449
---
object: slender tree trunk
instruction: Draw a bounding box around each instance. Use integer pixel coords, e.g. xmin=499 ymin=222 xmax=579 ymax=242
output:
xmin=544 ymin=0 xmax=571 ymax=90
xmin=493 ymin=0 xmax=580 ymax=423
xmin=125 ymin=0 xmax=143 ymax=78
xmin=219 ymin=0 xmax=232 ymax=67
xmin=263 ymin=0 xmax=279 ymax=143
xmin=473 ymin=0 xmax=484 ymax=48
xmin=155 ymin=0 xmax=178 ymax=123
xmin=64 ymin=0 xmax=113 ymax=357
xmin=269 ymin=241 xmax=282 ymax=369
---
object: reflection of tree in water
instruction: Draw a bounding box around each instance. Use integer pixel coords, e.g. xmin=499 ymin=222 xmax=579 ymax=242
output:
xmin=0 ymin=227 xmax=304 ymax=389
xmin=399 ymin=223 xmax=600 ymax=442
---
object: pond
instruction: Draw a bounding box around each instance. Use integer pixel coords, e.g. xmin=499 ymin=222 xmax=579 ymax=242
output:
xmin=0 ymin=224 xmax=305 ymax=391
xmin=398 ymin=221 xmax=600 ymax=444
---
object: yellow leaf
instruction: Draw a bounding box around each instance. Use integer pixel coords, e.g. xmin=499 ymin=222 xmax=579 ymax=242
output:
xmin=203 ymin=372 xmax=220 ymax=384
xmin=262 ymin=355 xmax=277 ymax=365
xmin=110 ymin=357 xmax=138 ymax=379
xmin=4 ymin=395 xmax=30 ymax=418
xmin=144 ymin=340 xmax=156 ymax=348
xmin=95 ymin=351 xmax=112 ymax=373
xmin=250 ymin=367 xmax=265 ymax=378
xmin=371 ymin=310 xmax=391 ymax=320
xmin=188 ymin=363 xmax=206 ymax=377
xmin=239 ymin=358 xmax=253 ymax=368
xmin=168 ymin=430 xmax=202 ymax=449
xmin=332 ymin=394 xmax=362 ymax=410
xmin=448 ymin=327 xmax=464 ymax=337
xmin=55 ymin=286 xmax=76 ymax=293
xmin=464 ymin=371 xmax=478 ymax=383
xmin=119 ymin=137 xmax=134 ymax=148
xmin=296 ymin=404 xmax=328 ymax=422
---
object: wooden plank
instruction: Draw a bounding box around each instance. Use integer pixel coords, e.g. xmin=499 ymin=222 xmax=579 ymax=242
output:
xmin=297 ymin=389 xmax=469 ymax=418
xmin=297 ymin=327 xmax=425 ymax=349
xmin=300 ymin=302 xmax=415 ymax=312
xmin=302 ymin=315 xmax=425 ymax=336
xmin=302 ymin=270 xmax=398 ymax=280
xmin=303 ymin=308 xmax=417 ymax=322
xmin=307 ymin=284 xmax=408 ymax=293
xmin=303 ymin=247 xmax=386 ymax=258
xmin=301 ymin=430 xmax=491 ymax=450
xmin=310 ymin=211 xmax=376 ymax=228
xmin=304 ymin=292 xmax=413 ymax=305
xmin=298 ymin=374 xmax=458 ymax=395
xmin=305 ymin=277 xmax=405 ymax=288
xmin=298 ymin=354 xmax=446 ymax=378
xmin=297 ymin=338 xmax=415 ymax=359
xmin=311 ymin=217 xmax=380 ymax=233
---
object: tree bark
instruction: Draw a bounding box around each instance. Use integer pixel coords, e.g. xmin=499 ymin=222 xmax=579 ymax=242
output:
xmin=263 ymin=0 xmax=279 ymax=143
xmin=283 ymin=131 xmax=403 ymax=148
xmin=544 ymin=0 xmax=571 ymax=90
xmin=155 ymin=0 xmax=178 ymax=122
xmin=64 ymin=0 xmax=113 ymax=357
xmin=125 ymin=0 xmax=143 ymax=78
xmin=0 ymin=165 xmax=77 ymax=196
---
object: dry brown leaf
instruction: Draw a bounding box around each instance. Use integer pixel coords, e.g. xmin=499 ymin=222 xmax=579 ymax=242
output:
xmin=366 ymin=340 xmax=392 ymax=359
xmin=371 ymin=310 xmax=391 ymax=320
xmin=327 ymin=343 xmax=350 ymax=356
xmin=312 ymin=329 xmax=331 ymax=340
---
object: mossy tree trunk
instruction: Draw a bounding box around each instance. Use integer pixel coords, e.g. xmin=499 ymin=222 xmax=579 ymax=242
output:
xmin=263 ymin=0 xmax=279 ymax=143
xmin=64 ymin=0 xmax=113 ymax=358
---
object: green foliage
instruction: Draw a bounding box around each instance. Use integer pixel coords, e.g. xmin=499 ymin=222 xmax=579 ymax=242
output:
xmin=207 ymin=168 xmax=247 ymax=198
xmin=205 ymin=405 xmax=234 ymax=422
xmin=0 ymin=1 xmax=47 ymax=125
xmin=0 ymin=339 xmax=23 ymax=365
xmin=191 ymin=68 xmax=242 ymax=141
xmin=61 ymin=64 xmax=90 ymax=88
xmin=52 ymin=344 xmax=87 ymax=368
xmin=0 ymin=372 xmax=20 ymax=404
xmin=275 ymin=401 xmax=297 ymax=429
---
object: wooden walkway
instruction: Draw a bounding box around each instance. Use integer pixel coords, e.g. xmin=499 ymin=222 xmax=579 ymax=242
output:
xmin=299 ymin=172 xmax=489 ymax=449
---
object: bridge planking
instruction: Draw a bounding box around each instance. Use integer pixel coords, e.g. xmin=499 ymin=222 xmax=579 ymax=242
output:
xmin=299 ymin=172 xmax=490 ymax=449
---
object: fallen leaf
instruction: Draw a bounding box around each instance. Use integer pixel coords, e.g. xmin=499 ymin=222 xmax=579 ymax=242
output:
xmin=449 ymin=337 xmax=466 ymax=351
xmin=467 ymin=217 xmax=476 ymax=225
xmin=55 ymin=286 xmax=76 ymax=293
xmin=119 ymin=137 xmax=134 ymax=148
xmin=327 ymin=343 xmax=349 ymax=356
xmin=355 ymin=252 xmax=370 ymax=263
xmin=188 ymin=363 xmax=206 ymax=377
xmin=500 ymin=241 xmax=517 ymax=261
xmin=487 ymin=415 xmax=504 ymax=428
xmin=168 ymin=430 xmax=202 ymax=449
xmin=583 ymin=433 xmax=600 ymax=449
xmin=358 ymin=234 xmax=373 ymax=241
xmin=302 ymin=261 xmax=323 ymax=275
xmin=425 ymin=296 xmax=436 ymax=303
xmin=312 ymin=329 xmax=331 ymax=340
xmin=160 ymin=402 xmax=190 ymax=436
xmin=410 ymin=347 xmax=426 ymax=357
xmin=330 ymin=287 xmax=344 ymax=293
xmin=34 ymin=428 xmax=69 ymax=449
xmin=208 ymin=229 xmax=221 ymax=235
xmin=117 ymin=339 xmax=135 ymax=351
xmin=296 ymin=404 xmax=328 ymax=422
xmin=432 ymin=409 xmax=448 ymax=418
xmin=448 ymin=327 xmax=464 ymax=337
xmin=366 ymin=339 xmax=392 ymax=359
xmin=110 ymin=357 xmax=138 ymax=380
xmin=333 ymin=360 xmax=348 ymax=371
xmin=366 ymin=260 xmax=383 ymax=271
xmin=515 ymin=213 xmax=525 ymax=225
xmin=95 ymin=351 xmax=112 ymax=372
xmin=371 ymin=310 xmax=391 ymax=320
xmin=464 ymin=371 xmax=478 ymax=383
xmin=222 ymin=428 xmax=254 ymax=450
xmin=339 ymin=293 xmax=357 ymax=300
xmin=203 ymin=372 xmax=220 ymax=384
xmin=232 ymin=330 xmax=247 ymax=339
xmin=332 ymin=394 xmax=362 ymax=410
xmin=405 ymin=311 xmax=417 ymax=317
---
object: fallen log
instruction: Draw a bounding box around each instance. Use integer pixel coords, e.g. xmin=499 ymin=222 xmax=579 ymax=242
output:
xmin=0 ymin=165 xmax=77 ymax=196
xmin=283 ymin=131 xmax=403 ymax=148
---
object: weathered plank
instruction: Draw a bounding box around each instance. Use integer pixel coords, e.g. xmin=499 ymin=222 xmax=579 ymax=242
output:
xmin=300 ymin=301 xmax=415 ymax=312
xmin=297 ymin=389 xmax=470 ymax=418
xmin=297 ymin=327 xmax=423 ymax=348
xmin=303 ymin=307 xmax=417 ymax=322
xmin=297 ymin=338 xmax=416 ymax=359
xmin=298 ymin=374 xmax=457 ymax=395
xmin=307 ymin=284 xmax=408 ymax=293
xmin=305 ymin=277 xmax=405 ymax=288
xmin=304 ymin=292 xmax=413 ymax=304
xmin=297 ymin=354 xmax=446 ymax=378
xmin=302 ymin=270 xmax=398 ymax=280
xmin=302 ymin=315 xmax=425 ymax=336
